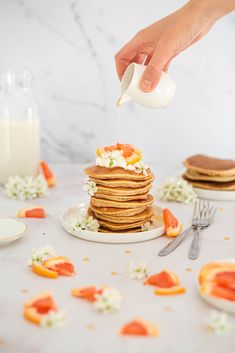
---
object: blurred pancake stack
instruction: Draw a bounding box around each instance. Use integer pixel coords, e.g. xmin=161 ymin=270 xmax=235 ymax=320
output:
xmin=84 ymin=143 xmax=155 ymax=233
xmin=183 ymin=154 xmax=235 ymax=191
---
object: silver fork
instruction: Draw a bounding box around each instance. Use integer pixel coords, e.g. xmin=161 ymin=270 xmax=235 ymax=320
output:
xmin=188 ymin=200 xmax=217 ymax=260
xmin=158 ymin=200 xmax=216 ymax=257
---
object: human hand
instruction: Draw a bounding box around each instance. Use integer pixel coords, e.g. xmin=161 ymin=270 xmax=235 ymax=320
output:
xmin=115 ymin=0 xmax=234 ymax=92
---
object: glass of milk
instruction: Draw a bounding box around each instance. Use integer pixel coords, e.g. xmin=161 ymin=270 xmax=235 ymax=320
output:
xmin=0 ymin=68 xmax=40 ymax=184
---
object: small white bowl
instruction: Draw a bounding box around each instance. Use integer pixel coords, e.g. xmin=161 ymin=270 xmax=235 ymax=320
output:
xmin=0 ymin=218 xmax=27 ymax=246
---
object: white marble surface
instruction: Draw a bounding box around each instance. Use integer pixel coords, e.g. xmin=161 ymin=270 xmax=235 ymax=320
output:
xmin=0 ymin=1 xmax=234 ymax=165
xmin=0 ymin=164 xmax=235 ymax=353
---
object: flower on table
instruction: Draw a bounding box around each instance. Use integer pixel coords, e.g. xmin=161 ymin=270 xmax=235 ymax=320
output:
xmin=70 ymin=215 xmax=100 ymax=232
xmin=40 ymin=310 xmax=67 ymax=329
xmin=128 ymin=261 xmax=149 ymax=280
xmin=206 ymin=310 xmax=232 ymax=335
xmin=94 ymin=287 xmax=122 ymax=314
xmin=4 ymin=175 xmax=47 ymax=201
xmin=96 ymin=150 xmax=127 ymax=169
xmin=141 ymin=221 xmax=152 ymax=232
xmin=156 ymin=177 xmax=197 ymax=204
xmin=28 ymin=244 xmax=58 ymax=266
xmin=83 ymin=180 xmax=97 ymax=196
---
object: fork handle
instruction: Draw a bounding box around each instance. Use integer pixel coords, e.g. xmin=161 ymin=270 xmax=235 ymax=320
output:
xmin=158 ymin=226 xmax=192 ymax=256
xmin=188 ymin=227 xmax=201 ymax=260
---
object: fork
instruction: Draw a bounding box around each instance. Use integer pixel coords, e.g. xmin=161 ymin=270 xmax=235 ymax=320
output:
xmin=188 ymin=200 xmax=217 ymax=260
xmin=158 ymin=200 xmax=216 ymax=257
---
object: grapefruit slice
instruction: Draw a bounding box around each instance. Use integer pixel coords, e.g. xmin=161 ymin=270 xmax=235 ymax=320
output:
xmin=155 ymin=285 xmax=186 ymax=295
xmin=198 ymin=262 xmax=223 ymax=284
xmin=43 ymin=256 xmax=75 ymax=276
xmin=32 ymin=263 xmax=58 ymax=279
xmin=71 ymin=286 xmax=102 ymax=302
xmin=120 ymin=319 xmax=158 ymax=336
xmin=18 ymin=207 xmax=46 ymax=218
xmin=24 ymin=292 xmax=57 ymax=325
xmin=40 ymin=161 xmax=56 ymax=187
xmin=163 ymin=209 xmax=182 ymax=237
xmin=96 ymin=143 xmax=142 ymax=165
xmin=144 ymin=270 xmax=179 ymax=288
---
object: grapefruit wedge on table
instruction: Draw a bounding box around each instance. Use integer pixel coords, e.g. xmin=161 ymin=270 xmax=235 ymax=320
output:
xmin=42 ymin=256 xmax=75 ymax=276
xmin=24 ymin=292 xmax=57 ymax=325
xmin=163 ymin=208 xmax=182 ymax=237
xmin=144 ymin=269 xmax=186 ymax=295
xmin=71 ymin=286 xmax=103 ymax=302
xmin=40 ymin=160 xmax=56 ymax=187
xmin=18 ymin=207 xmax=46 ymax=218
xmin=120 ymin=319 xmax=158 ymax=336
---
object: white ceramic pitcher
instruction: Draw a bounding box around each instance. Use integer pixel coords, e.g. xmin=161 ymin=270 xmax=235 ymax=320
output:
xmin=117 ymin=63 xmax=176 ymax=109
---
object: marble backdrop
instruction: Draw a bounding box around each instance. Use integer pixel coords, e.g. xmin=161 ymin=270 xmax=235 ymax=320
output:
xmin=0 ymin=0 xmax=234 ymax=166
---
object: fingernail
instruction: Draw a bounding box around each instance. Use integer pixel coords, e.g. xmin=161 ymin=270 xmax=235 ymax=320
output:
xmin=140 ymin=79 xmax=152 ymax=92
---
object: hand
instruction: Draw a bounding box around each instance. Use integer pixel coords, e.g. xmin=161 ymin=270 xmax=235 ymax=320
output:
xmin=115 ymin=0 xmax=235 ymax=92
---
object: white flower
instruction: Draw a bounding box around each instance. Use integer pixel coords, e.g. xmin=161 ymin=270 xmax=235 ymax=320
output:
xmin=4 ymin=175 xmax=47 ymax=201
xmin=70 ymin=215 xmax=100 ymax=232
xmin=128 ymin=261 xmax=149 ymax=280
xmin=127 ymin=160 xmax=149 ymax=176
xmin=141 ymin=221 xmax=152 ymax=232
xmin=94 ymin=287 xmax=122 ymax=314
xmin=84 ymin=180 xmax=97 ymax=196
xmin=28 ymin=244 xmax=58 ymax=266
xmin=96 ymin=151 xmax=127 ymax=169
xmin=156 ymin=177 xmax=197 ymax=204
xmin=206 ymin=311 xmax=232 ymax=335
xmin=40 ymin=310 xmax=67 ymax=329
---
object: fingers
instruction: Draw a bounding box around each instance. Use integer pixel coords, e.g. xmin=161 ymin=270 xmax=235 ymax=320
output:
xmin=139 ymin=50 xmax=170 ymax=92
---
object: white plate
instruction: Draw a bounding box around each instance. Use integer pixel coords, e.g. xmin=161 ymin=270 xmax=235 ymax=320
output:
xmin=61 ymin=203 xmax=165 ymax=244
xmin=0 ymin=218 xmax=27 ymax=247
xmin=194 ymin=187 xmax=235 ymax=201
xmin=198 ymin=258 xmax=235 ymax=314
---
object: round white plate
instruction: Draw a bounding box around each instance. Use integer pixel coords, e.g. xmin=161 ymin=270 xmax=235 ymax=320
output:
xmin=0 ymin=218 xmax=27 ymax=247
xmin=194 ymin=187 xmax=235 ymax=201
xmin=198 ymin=258 xmax=235 ymax=314
xmin=61 ymin=203 xmax=165 ymax=244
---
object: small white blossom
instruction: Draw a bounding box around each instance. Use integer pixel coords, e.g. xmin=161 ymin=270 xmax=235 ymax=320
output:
xmin=206 ymin=311 xmax=232 ymax=335
xmin=28 ymin=244 xmax=58 ymax=266
xmin=40 ymin=310 xmax=67 ymax=329
xmin=94 ymin=287 xmax=122 ymax=314
xmin=70 ymin=215 xmax=100 ymax=232
xmin=128 ymin=261 xmax=149 ymax=280
xmin=127 ymin=160 xmax=149 ymax=176
xmin=96 ymin=151 xmax=127 ymax=169
xmin=4 ymin=175 xmax=47 ymax=201
xmin=84 ymin=180 xmax=97 ymax=196
xmin=141 ymin=221 xmax=152 ymax=232
xmin=156 ymin=177 xmax=197 ymax=204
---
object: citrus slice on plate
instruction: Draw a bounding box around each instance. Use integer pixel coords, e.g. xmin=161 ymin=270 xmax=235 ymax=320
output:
xmin=144 ymin=269 xmax=179 ymax=287
xmin=32 ymin=263 xmax=58 ymax=279
xmin=18 ymin=207 xmax=46 ymax=218
xmin=120 ymin=319 xmax=158 ymax=336
xmin=71 ymin=286 xmax=102 ymax=302
xmin=24 ymin=292 xmax=57 ymax=325
xmin=43 ymin=256 xmax=75 ymax=276
xmin=163 ymin=208 xmax=182 ymax=237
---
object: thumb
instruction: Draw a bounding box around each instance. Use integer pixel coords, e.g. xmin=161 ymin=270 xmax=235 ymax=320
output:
xmin=139 ymin=51 xmax=169 ymax=92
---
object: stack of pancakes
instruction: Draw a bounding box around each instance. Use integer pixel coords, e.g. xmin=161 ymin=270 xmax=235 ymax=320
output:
xmin=183 ymin=154 xmax=235 ymax=190
xmin=84 ymin=165 xmax=155 ymax=232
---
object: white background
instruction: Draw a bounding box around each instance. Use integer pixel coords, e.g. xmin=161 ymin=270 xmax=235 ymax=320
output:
xmin=0 ymin=0 xmax=234 ymax=166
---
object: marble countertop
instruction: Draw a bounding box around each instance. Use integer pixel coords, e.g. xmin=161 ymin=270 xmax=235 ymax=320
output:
xmin=0 ymin=164 xmax=235 ymax=353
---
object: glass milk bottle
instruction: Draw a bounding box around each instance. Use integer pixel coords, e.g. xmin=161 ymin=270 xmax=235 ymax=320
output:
xmin=0 ymin=68 xmax=40 ymax=184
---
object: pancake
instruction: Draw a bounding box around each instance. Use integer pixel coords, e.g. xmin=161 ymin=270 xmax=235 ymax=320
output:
xmin=99 ymin=226 xmax=141 ymax=233
xmin=91 ymin=206 xmax=154 ymax=224
xmin=184 ymin=169 xmax=235 ymax=182
xmin=90 ymin=203 xmax=146 ymax=217
xmin=93 ymin=192 xmax=148 ymax=202
xmin=96 ymin=183 xmax=152 ymax=196
xmin=90 ymin=177 xmax=153 ymax=188
xmin=95 ymin=217 xmax=151 ymax=231
xmin=183 ymin=176 xmax=235 ymax=190
xmin=85 ymin=165 xmax=153 ymax=181
xmin=184 ymin=155 xmax=235 ymax=177
xmin=91 ymin=194 xmax=154 ymax=209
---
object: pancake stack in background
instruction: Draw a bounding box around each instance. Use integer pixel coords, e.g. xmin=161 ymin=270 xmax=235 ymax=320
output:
xmin=183 ymin=154 xmax=235 ymax=191
xmin=84 ymin=153 xmax=155 ymax=233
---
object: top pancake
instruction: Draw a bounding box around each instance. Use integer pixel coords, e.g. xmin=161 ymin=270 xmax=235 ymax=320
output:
xmin=184 ymin=155 xmax=235 ymax=177
xmin=85 ymin=165 xmax=153 ymax=181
